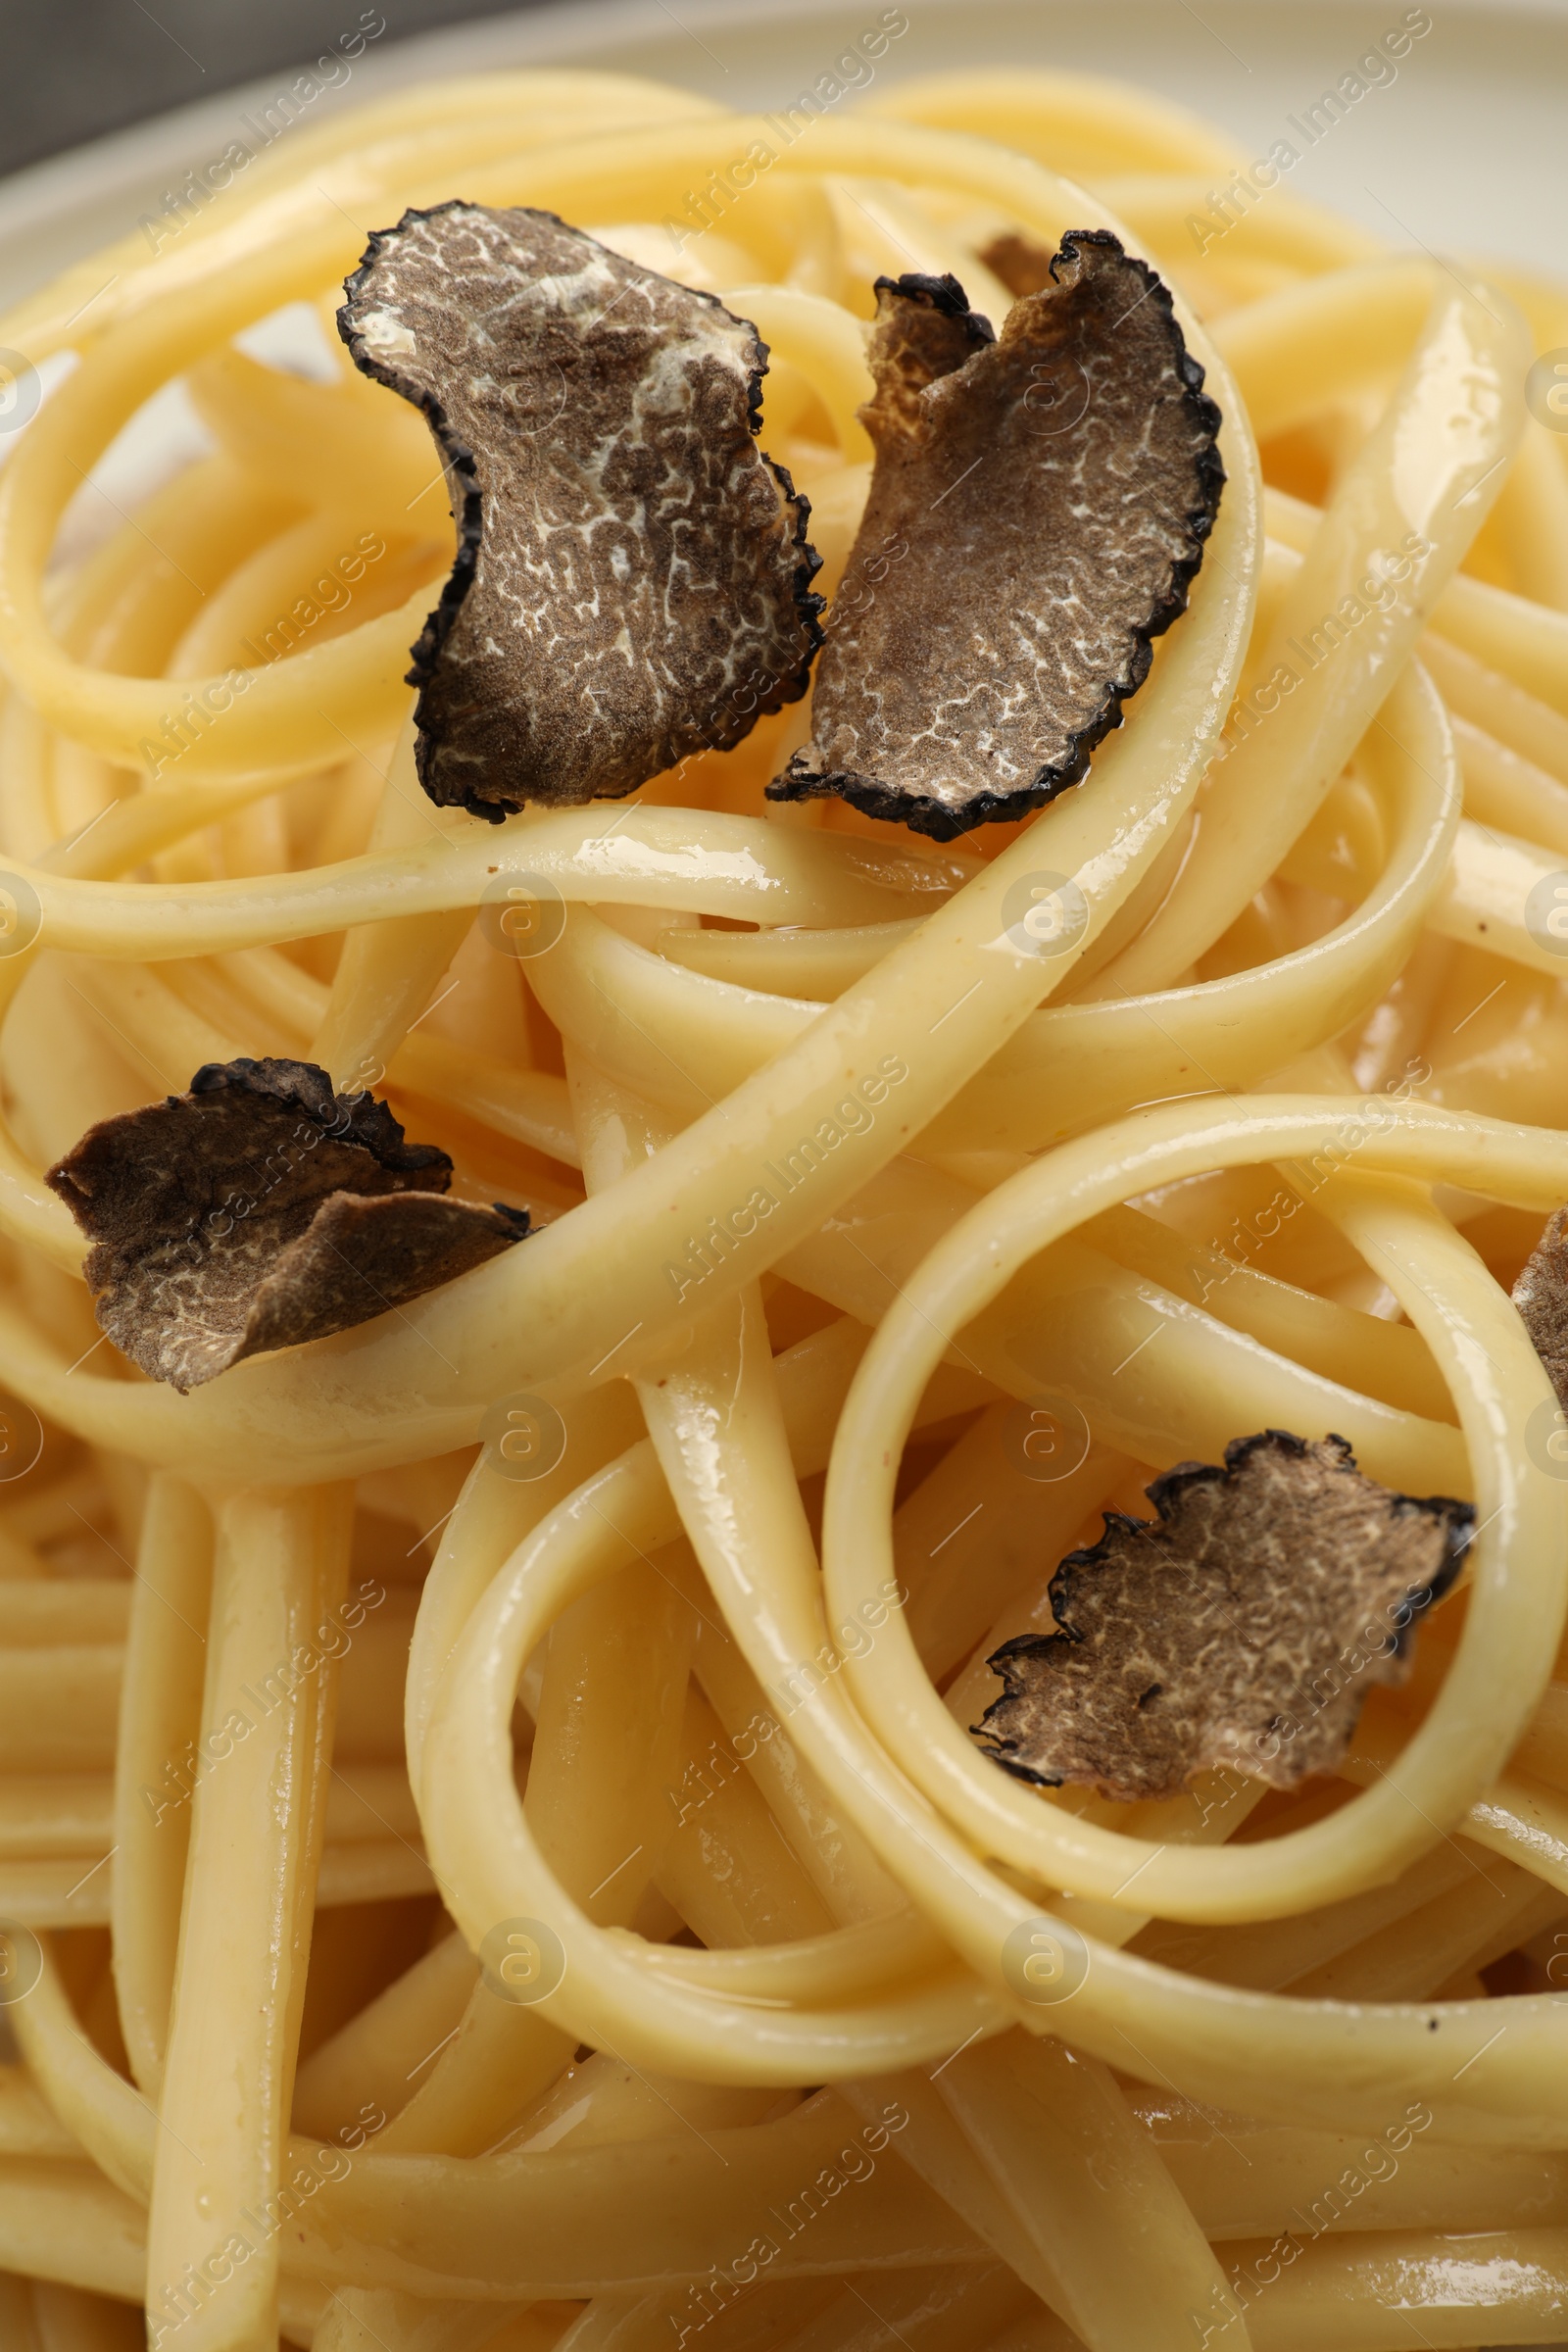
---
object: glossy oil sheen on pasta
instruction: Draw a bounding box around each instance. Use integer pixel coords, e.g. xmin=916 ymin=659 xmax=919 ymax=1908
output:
xmin=0 ymin=49 xmax=1566 ymax=2352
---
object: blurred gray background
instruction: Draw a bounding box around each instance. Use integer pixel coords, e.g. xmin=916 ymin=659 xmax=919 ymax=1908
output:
xmin=4 ymin=0 xmax=1566 ymax=291
xmin=1 ymin=0 xmax=557 ymax=173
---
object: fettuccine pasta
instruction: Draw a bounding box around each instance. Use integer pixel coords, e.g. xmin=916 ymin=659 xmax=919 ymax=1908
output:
xmin=0 ymin=41 xmax=1566 ymax=2352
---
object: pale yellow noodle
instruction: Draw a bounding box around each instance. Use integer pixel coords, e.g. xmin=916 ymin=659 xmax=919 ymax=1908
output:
xmin=3 ymin=56 xmax=1568 ymax=2352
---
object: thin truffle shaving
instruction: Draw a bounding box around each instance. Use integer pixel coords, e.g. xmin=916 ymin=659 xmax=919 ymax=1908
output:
xmin=1512 ymin=1206 xmax=1568 ymax=1406
xmin=47 ymin=1059 xmax=530 ymax=1393
xmin=769 ymin=233 xmax=1224 ymax=840
xmin=973 ymin=1432 xmax=1472 ymax=1803
xmin=338 ymin=202 xmax=823 ymax=818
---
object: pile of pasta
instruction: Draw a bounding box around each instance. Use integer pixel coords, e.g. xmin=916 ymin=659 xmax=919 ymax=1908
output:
xmin=3 ymin=51 xmax=1568 ymax=2352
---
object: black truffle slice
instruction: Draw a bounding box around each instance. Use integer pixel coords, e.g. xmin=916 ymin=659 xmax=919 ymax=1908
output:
xmin=1513 ymin=1207 xmax=1568 ymax=1406
xmin=47 ymin=1058 xmax=530 ymax=1392
xmin=768 ymin=234 xmax=1224 ymax=841
xmin=972 ymin=1432 xmax=1471 ymax=1803
xmin=338 ymin=202 xmax=823 ymax=819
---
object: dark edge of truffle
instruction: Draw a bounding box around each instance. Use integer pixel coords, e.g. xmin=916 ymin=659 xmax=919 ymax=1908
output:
xmin=186 ymin=1056 xmax=451 ymax=1176
xmin=739 ymin=320 xmax=828 ymax=692
xmin=873 ymin=269 xmax=999 ymax=342
xmin=972 ymin=1428 xmax=1474 ymax=1790
xmin=719 ymin=309 xmax=825 ymax=738
xmin=338 ymin=202 xmax=497 ymax=818
xmin=1511 ymin=1204 xmax=1568 ymax=1407
xmin=338 ymin=207 xmax=496 ymax=823
xmin=768 ymin=231 xmax=1225 ymax=844
xmin=492 ymin=1201 xmax=533 ymax=1236
xmin=338 ymin=203 xmax=824 ymax=820
xmin=751 ymin=448 xmax=825 ymax=733
xmin=46 ymin=1056 xmax=535 ymax=1392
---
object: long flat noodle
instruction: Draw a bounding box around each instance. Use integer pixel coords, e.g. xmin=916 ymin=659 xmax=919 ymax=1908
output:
xmin=9 ymin=60 xmax=1568 ymax=2352
xmin=292 ymin=2098 xmax=989 ymax=2294
xmin=568 ymin=1059 xmax=907 ymax=1933
xmin=32 ymin=2279 xmax=152 ymax=2348
xmin=339 ymin=203 xmax=822 ymax=817
xmin=938 ymin=2034 xmax=1244 ymax=2351
xmin=1144 ymin=2093 xmax=1568 ymax=2237
xmin=312 ymin=2288 xmax=527 ymax=2352
xmin=1284 ymin=1860 xmax=1561 ymax=2003
xmin=290 ymin=1936 xmax=479 ymax=2144
xmin=145 ymin=1487 xmax=351 ymax=2352
xmin=1222 ymin=2227 xmax=1568 ymax=2345
xmin=109 ymin=1475 xmax=213 ymax=2095
xmin=312 ymin=2065 xmax=786 ymax=2352
xmin=838 ymin=2072 xmax=1072 ymax=2313
xmin=770 ymin=236 xmax=1222 ymax=838
xmin=0 ymin=2163 xmax=146 ymax=2305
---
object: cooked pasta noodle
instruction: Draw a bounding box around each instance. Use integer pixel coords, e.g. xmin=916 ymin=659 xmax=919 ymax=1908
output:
xmin=0 ymin=44 xmax=1566 ymax=2352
